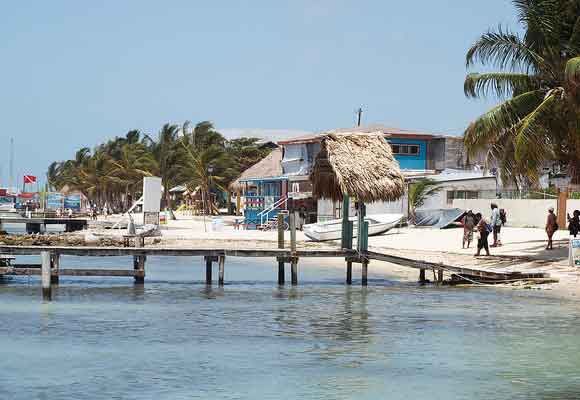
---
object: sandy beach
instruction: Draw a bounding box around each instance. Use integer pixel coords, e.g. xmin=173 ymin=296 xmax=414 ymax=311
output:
xmin=82 ymin=213 xmax=580 ymax=299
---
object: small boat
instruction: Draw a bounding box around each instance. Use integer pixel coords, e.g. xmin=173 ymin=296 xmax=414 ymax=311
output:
xmin=303 ymin=214 xmax=403 ymax=242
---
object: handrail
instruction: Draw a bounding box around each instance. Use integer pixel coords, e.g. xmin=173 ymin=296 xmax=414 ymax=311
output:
xmin=258 ymin=196 xmax=287 ymax=225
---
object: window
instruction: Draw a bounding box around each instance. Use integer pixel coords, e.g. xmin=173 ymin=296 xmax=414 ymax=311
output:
xmin=391 ymin=143 xmax=420 ymax=156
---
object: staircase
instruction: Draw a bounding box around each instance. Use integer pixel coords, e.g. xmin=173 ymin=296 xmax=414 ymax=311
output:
xmin=257 ymin=196 xmax=288 ymax=230
xmin=258 ymin=210 xmax=289 ymax=231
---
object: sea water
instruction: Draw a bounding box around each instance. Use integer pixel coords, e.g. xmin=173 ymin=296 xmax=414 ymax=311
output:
xmin=0 ymin=255 xmax=579 ymax=400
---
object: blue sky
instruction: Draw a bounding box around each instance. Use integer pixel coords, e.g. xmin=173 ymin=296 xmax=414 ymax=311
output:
xmin=0 ymin=0 xmax=518 ymax=185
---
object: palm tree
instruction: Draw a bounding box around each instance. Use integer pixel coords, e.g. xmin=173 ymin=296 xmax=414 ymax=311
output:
xmin=463 ymin=0 xmax=580 ymax=187
xmin=110 ymin=143 xmax=158 ymax=210
xmin=182 ymin=122 xmax=233 ymax=214
xmin=408 ymin=179 xmax=441 ymax=224
xmin=143 ymin=123 xmax=184 ymax=209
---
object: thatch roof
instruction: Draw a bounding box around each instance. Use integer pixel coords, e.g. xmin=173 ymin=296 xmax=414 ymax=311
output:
xmin=310 ymin=132 xmax=405 ymax=202
xmin=230 ymin=148 xmax=283 ymax=191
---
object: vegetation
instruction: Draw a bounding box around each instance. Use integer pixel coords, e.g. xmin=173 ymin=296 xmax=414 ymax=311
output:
xmin=47 ymin=121 xmax=271 ymax=213
xmin=408 ymin=179 xmax=441 ymax=223
xmin=464 ymin=0 xmax=580 ymax=187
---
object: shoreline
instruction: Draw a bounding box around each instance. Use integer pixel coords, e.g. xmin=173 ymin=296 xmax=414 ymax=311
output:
xmin=2 ymin=214 xmax=579 ymax=299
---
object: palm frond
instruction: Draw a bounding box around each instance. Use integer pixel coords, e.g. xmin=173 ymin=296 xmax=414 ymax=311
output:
xmin=465 ymin=26 xmax=546 ymax=72
xmin=514 ymin=90 xmax=559 ymax=166
xmin=464 ymin=90 xmax=545 ymax=154
xmin=464 ymin=72 xmax=538 ymax=98
xmin=565 ymin=57 xmax=580 ymax=87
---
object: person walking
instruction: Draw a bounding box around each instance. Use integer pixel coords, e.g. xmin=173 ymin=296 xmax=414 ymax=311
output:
xmin=475 ymin=212 xmax=491 ymax=257
xmin=545 ymin=207 xmax=558 ymax=250
xmin=462 ymin=210 xmax=476 ymax=249
xmin=490 ymin=203 xmax=502 ymax=247
xmin=567 ymin=210 xmax=580 ymax=238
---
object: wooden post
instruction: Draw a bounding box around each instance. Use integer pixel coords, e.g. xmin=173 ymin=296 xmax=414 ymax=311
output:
xmin=205 ymin=256 xmax=213 ymax=285
xmin=361 ymin=259 xmax=368 ymax=286
xmin=356 ymin=202 xmax=366 ymax=253
xmin=133 ymin=237 xmax=145 ymax=283
xmin=277 ymin=213 xmax=285 ymax=285
xmin=41 ymin=251 xmax=51 ymax=301
xmin=437 ymin=269 xmax=444 ymax=283
xmin=419 ymin=268 xmax=426 ymax=283
xmin=291 ymin=258 xmax=298 ymax=286
xmin=290 ymin=212 xmax=298 ymax=285
xmin=557 ymin=190 xmax=567 ymax=230
xmin=346 ymin=260 xmax=352 ymax=284
xmin=218 ymin=255 xmax=225 ymax=286
xmin=51 ymin=253 xmax=59 ymax=284
xmin=290 ymin=212 xmax=297 ymax=253
xmin=341 ymin=195 xmax=351 ymax=249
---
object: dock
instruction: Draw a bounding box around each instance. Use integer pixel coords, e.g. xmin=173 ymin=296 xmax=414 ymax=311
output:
xmin=0 ymin=245 xmax=552 ymax=301
xmin=0 ymin=217 xmax=87 ymax=233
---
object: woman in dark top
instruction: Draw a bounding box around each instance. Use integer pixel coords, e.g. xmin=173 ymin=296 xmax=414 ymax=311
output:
xmin=568 ymin=210 xmax=580 ymax=237
xmin=474 ymin=212 xmax=490 ymax=257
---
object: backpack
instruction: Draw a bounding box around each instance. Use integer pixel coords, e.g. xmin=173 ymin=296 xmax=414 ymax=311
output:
xmin=499 ymin=209 xmax=507 ymax=225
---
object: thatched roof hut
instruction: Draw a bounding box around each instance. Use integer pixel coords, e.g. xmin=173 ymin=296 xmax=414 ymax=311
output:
xmin=230 ymin=148 xmax=283 ymax=192
xmin=310 ymin=132 xmax=405 ymax=203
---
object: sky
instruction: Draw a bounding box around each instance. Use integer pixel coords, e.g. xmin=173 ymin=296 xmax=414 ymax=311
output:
xmin=0 ymin=0 xmax=519 ymax=186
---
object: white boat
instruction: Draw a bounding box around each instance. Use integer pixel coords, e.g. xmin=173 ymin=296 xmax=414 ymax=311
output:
xmin=303 ymin=213 xmax=403 ymax=242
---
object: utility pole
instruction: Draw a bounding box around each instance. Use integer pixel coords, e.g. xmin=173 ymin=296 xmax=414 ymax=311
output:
xmin=9 ymin=137 xmax=14 ymax=191
xmin=356 ymin=107 xmax=363 ymax=127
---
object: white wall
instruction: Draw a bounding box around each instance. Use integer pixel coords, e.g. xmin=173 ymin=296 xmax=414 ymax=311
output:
xmin=422 ymin=177 xmax=497 ymax=209
xmin=452 ymin=199 xmax=557 ymax=228
xmin=452 ymin=198 xmax=580 ymax=228
xmin=317 ymin=196 xmax=407 ymax=222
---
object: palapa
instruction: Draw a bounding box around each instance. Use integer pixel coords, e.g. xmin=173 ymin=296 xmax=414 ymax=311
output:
xmin=310 ymin=132 xmax=405 ymax=203
xmin=229 ymin=148 xmax=283 ymax=192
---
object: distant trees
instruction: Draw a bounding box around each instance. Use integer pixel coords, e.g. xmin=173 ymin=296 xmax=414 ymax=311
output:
xmin=48 ymin=121 xmax=272 ymax=213
xmin=464 ymin=0 xmax=580 ymax=187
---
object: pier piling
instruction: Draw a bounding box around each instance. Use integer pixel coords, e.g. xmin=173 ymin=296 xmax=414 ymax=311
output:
xmin=346 ymin=260 xmax=352 ymax=285
xmin=218 ymin=256 xmax=225 ymax=286
xmin=41 ymin=251 xmax=51 ymax=301
xmin=419 ymin=269 xmax=426 ymax=284
xmin=361 ymin=260 xmax=368 ymax=286
xmin=277 ymin=214 xmax=285 ymax=285
xmin=50 ymin=253 xmax=60 ymax=284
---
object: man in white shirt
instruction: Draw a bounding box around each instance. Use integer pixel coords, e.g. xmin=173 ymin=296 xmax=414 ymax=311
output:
xmin=490 ymin=203 xmax=502 ymax=247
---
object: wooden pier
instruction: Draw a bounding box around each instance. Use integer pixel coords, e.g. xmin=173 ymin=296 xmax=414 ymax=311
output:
xmin=0 ymin=244 xmax=552 ymax=301
xmin=0 ymin=217 xmax=87 ymax=233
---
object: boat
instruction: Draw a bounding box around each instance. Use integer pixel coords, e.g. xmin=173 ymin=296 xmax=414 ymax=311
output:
xmin=303 ymin=213 xmax=403 ymax=242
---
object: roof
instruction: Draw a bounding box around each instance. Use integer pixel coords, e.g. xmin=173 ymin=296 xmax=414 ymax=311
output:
xmin=277 ymin=124 xmax=459 ymax=145
xmin=407 ymin=169 xmax=497 ymax=183
xmin=310 ymin=132 xmax=406 ymax=203
xmin=230 ymin=148 xmax=284 ymax=191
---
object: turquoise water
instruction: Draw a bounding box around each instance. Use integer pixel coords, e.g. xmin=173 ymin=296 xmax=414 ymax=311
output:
xmin=1 ymin=256 xmax=580 ymax=399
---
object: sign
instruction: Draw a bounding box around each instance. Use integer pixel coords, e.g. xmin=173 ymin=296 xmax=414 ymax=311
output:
xmin=143 ymin=177 xmax=162 ymax=213
xmin=144 ymin=211 xmax=160 ymax=225
xmin=23 ymin=175 xmax=37 ymax=184
xmin=570 ymin=238 xmax=580 ymax=267
xmin=64 ymin=194 xmax=82 ymax=210
xmin=47 ymin=193 xmax=64 ymax=210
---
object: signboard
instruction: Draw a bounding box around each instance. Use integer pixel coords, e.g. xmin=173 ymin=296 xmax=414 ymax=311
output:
xmin=143 ymin=177 xmax=162 ymax=213
xmin=144 ymin=211 xmax=160 ymax=225
xmin=64 ymin=194 xmax=82 ymax=210
xmin=47 ymin=193 xmax=64 ymax=210
xmin=570 ymin=238 xmax=580 ymax=267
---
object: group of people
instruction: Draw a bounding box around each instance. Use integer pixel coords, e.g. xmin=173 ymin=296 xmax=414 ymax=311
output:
xmin=462 ymin=203 xmax=505 ymax=257
xmin=462 ymin=203 xmax=580 ymax=256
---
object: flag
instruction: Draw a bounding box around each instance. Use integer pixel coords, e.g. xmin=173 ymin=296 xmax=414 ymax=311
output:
xmin=23 ymin=175 xmax=37 ymax=184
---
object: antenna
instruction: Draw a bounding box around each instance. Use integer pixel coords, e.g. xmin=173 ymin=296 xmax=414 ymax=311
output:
xmin=9 ymin=137 xmax=14 ymax=190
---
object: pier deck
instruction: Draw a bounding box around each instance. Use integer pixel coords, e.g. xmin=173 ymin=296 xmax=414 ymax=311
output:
xmin=0 ymin=245 xmax=552 ymax=300
xmin=0 ymin=218 xmax=87 ymax=233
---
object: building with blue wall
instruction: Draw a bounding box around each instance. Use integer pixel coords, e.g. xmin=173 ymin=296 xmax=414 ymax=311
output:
xmin=386 ymin=137 xmax=428 ymax=170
